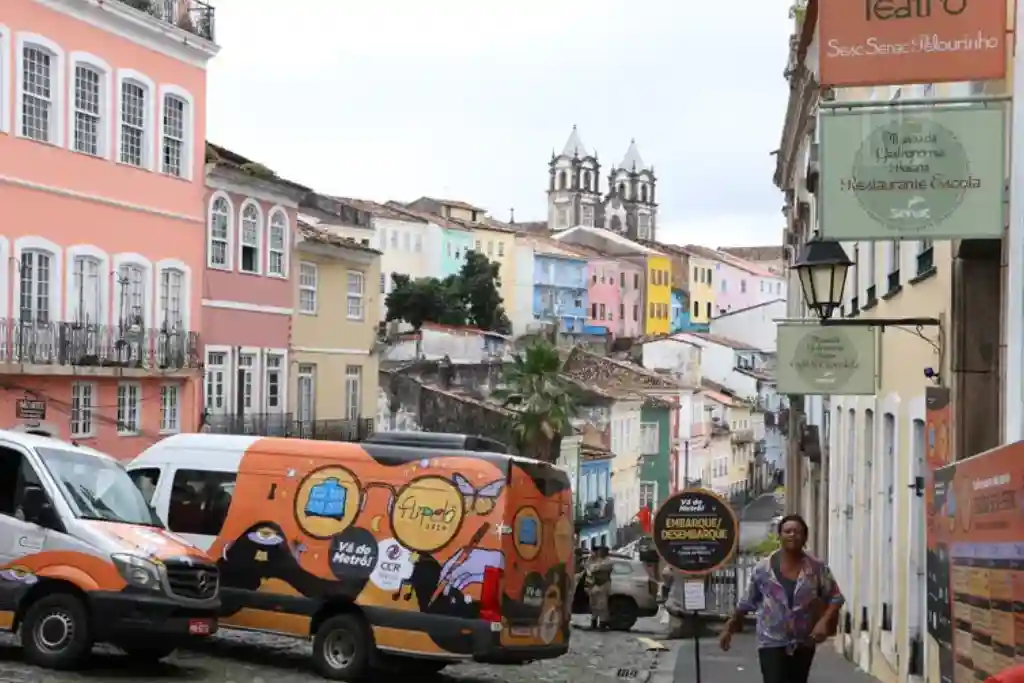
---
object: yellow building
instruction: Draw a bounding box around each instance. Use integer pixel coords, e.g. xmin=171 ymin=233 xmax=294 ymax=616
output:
xmin=466 ymin=222 xmax=517 ymax=317
xmin=703 ymin=387 xmax=755 ymax=495
xmin=686 ymin=255 xmax=715 ymax=324
xmin=291 ymin=222 xmax=381 ymax=423
xmin=645 ymin=254 xmax=672 ymax=335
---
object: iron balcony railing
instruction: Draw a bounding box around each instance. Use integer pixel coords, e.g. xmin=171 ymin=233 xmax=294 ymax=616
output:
xmin=0 ymin=318 xmax=200 ymax=371
xmin=202 ymin=413 xmax=375 ymax=441
xmin=119 ymin=0 xmax=216 ymax=42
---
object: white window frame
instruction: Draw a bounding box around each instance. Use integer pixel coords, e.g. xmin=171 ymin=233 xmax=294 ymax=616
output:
xmin=15 ymin=33 xmax=65 ymax=146
xmin=160 ymin=382 xmax=180 ymax=434
xmin=344 ymin=364 xmax=362 ymax=420
xmin=158 ymin=84 xmax=193 ymax=180
xmin=67 ymin=52 xmax=111 ymax=159
xmin=155 ymin=259 xmax=191 ymax=333
xmin=112 ymin=253 xmax=153 ymax=329
xmin=639 ymin=481 xmax=657 ymax=509
xmin=70 ymin=381 xmax=96 ymax=438
xmin=116 ymin=381 xmax=142 ymax=435
xmin=237 ymin=347 xmax=261 ymax=415
xmin=346 ymin=271 xmax=365 ymax=320
xmin=299 ymin=261 xmax=318 ymax=314
xmin=238 ymin=199 xmax=263 ymax=274
xmin=65 ymin=245 xmax=110 ymax=326
xmin=640 ymin=421 xmax=660 ymax=455
xmin=115 ymin=68 xmax=156 ymax=170
xmin=207 ymin=191 xmax=234 ymax=270
xmin=204 ymin=345 xmax=231 ymax=414
xmin=296 ymin=363 xmax=316 ymax=422
xmin=0 ymin=25 xmax=10 ymax=135
xmin=264 ymin=348 xmax=288 ymax=412
xmin=14 ymin=236 xmax=62 ymax=325
xmin=266 ymin=207 xmax=289 ymax=278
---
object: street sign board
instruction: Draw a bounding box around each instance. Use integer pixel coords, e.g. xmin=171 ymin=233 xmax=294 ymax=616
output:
xmin=776 ymin=323 xmax=877 ymax=395
xmin=652 ymin=488 xmax=738 ymax=575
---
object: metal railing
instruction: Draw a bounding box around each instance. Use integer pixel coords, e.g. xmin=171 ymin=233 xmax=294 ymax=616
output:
xmin=731 ymin=428 xmax=755 ymax=444
xmin=202 ymin=413 xmax=375 ymax=441
xmin=575 ymin=497 xmax=614 ymax=528
xmin=0 ymin=318 xmax=200 ymax=371
xmin=119 ymin=0 xmax=216 ymax=42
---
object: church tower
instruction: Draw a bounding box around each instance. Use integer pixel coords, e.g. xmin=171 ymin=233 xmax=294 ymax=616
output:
xmin=603 ymin=139 xmax=657 ymax=241
xmin=548 ymin=126 xmax=602 ymax=232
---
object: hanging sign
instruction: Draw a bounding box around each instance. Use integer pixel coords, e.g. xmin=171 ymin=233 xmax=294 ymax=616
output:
xmin=819 ymin=104 xmax=1006 ymax=241
xmin=776 ymin=324 xmax=877 ymax=395
xmin=652 ymin=488 xmax=738 ymax=575
xmin=16 ymin=399 xmax=46 ymax=421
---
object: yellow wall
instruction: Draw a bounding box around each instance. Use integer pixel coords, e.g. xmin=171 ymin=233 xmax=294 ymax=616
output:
xmin=645 ymin=255 xmax=672 ymax=335
xmin=290 ymin=247 xmax=381 ymax=420
xmin=471 ymin=226 xmax=517 ymax=315
xmin=689 ymin=257 xmax=715 ymax=323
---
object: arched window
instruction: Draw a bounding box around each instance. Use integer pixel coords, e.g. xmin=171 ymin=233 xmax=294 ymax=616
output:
xmin=641 ymin=185 xmax=649 ymax=202
xmin=159 ymin=268 xmax=185 ymax=331
xmin=268 ymin=210 xmax=288 ymax=277
xmin=239 ymin=202 xmax=262 ymax=274
xmin=209 ymin=196 xmax=231 ymax=268
xmin=71 ymin=255 xmax=101 ymax=324
xmin=558 ymin=170 xmax=567 ymax=190
xmin=582 ymin=170 xmax=592 ymax=191
xmin=20 ymin=249 xmax=53 ymax=324
xmin=617 ymin=182 xmax=625 ymax=197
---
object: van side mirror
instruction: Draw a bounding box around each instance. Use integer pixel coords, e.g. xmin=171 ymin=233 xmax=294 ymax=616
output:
xmin=21 ymin=485 xmax=54 ymax=526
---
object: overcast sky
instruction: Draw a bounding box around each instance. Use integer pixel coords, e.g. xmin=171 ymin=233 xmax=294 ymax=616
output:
xmin=206 ymin=0 xmax=793 ymax=248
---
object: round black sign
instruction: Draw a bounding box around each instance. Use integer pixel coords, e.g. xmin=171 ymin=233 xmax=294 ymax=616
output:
xmin=652 ymin=488 xmax=739 ymax=575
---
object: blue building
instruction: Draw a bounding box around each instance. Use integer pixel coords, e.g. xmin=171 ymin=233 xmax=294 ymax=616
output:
xmin=441 ymin=226 xmax=474 ymax=277
xmin=671 ymin=288 xmax=709 ymax=333
xmin=533 ymin=253 xmax=588 ymax=333
xmin=576 ymin=450 xmax=615 ymax=549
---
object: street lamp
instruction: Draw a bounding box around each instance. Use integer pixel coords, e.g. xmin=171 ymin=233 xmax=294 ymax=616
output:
xmin=792 ymin=239 xmax=851 ymax=322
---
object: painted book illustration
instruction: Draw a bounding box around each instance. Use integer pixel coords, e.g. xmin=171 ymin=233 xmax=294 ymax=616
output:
xmin=305 ymin=478 xmax=347 ymax=520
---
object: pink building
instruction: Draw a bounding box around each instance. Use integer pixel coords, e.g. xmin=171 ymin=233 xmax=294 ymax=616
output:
xmin=202 ymin=144 xmax=305 ymax=428
xmin=712 ymin=254 xmax=786 ymax=316
xmin=587 ymin=258 xmax=644 ymax=338
xmin=0 ymin=0 xmax=218 ymax=459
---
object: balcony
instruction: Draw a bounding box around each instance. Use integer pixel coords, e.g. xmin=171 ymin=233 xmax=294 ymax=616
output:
xmin=732 ymin=428 xmax=754 ymax=444
xmin=0 ymin=319 xmax=200 ymax=374
xmin=574 ymin=497 xmax=614 ymax=529
xmin=203 ymin=413 xmax=375 ymax=441
xmin=119 ymin=0 xmax=216 ymax=42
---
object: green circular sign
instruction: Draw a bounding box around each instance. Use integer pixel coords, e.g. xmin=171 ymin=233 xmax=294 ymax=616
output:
xmin=852 ymin=115 xmax=971 ymax=233
xmin=791 ymin=329 xmax=860 ymax=390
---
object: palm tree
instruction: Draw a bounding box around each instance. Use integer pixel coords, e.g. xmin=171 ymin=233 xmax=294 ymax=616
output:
xmin=493 ymin=341 xmax=577 ymax=463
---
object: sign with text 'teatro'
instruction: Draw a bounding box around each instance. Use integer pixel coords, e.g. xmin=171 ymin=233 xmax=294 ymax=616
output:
xmin=819 ymin=104 xmax=1005 ymax=241
xmin=776 ymin=324 xmax=877 ymax=395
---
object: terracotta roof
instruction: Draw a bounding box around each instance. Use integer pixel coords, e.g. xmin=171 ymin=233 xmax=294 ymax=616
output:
xmin=206 ymin=142 xmax=309 ymax=192
xmin=331 ymin=196 xmax=426 ymax=223
xmin=683 ymin=244 xmax=779 ymax=278
xmin=718 ymin=246 xmax=785 ymax=263
xmin=687 ymin=331 xmax=758 ymax=351
xmin=445 ymin=215 xmax=518 ymax=234
xmin=384 ymin=202 xmax=473 ymax=232
xmin=296 ymin=220 xmax=381 ymax=255
xmin=411 ymin=196 xmax=486 ymax=212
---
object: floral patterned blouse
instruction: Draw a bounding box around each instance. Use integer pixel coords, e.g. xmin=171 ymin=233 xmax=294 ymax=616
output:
xmin=737 ymin=551 xmax=845 ymax=649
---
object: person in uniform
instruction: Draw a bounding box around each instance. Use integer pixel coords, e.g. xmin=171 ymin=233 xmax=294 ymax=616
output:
xmin=586 ymin=546 xmax=613 ymax=630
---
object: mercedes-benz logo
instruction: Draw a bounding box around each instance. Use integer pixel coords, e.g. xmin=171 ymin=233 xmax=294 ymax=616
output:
xmin=197 ymin=571 xmax=209 ymax=593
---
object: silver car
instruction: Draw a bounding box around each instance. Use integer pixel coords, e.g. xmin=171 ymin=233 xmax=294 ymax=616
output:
xmin=571 ymin=553 xmax=660 ymax=631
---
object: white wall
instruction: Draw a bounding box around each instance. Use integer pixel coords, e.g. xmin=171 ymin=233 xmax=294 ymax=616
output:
xmin=375 ymin=217 xmax=431 ymax=318
xmin=710 ymin=299 xmax=786 ymax=352
xmin=512 ymin=242 xmax=536 ymax=336
xmin=610 ymin=400 xmax=642 ymax=524
xmin=641 ymin=337 xmax=701 ymax=387
xmin=382 ymin=327 xmax=513 ymax=363
xmin=678 ymin=334 xmax=759 ymax=399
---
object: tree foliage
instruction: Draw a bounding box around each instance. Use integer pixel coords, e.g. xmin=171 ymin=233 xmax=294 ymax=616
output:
xmin=384 ymin=250 xmax=511 ymax=333
xmin=492 ymin=341 xmax=578 ymax=463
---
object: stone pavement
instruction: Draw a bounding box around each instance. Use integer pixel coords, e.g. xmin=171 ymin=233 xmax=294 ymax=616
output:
xmin=652 ymin=631 xmax=878 ymax=683
xmin=0 ymin=615 xmax=676 ymax=683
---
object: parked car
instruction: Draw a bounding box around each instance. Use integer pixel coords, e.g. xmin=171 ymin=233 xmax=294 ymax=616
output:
xmin=572 ymin=552 xmax=659 ymax=631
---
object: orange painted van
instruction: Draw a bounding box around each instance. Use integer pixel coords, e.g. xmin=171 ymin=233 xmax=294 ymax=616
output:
xmin=128 ymin=432 xmax=575 ymax=680
xmin=0 ymin=431 xmax=220 ymax=670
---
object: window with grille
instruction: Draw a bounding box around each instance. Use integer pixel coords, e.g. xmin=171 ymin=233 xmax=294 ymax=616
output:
xmin=22 ymin=46 xmax=53 ymax=142
xmin=238 ymin=354 xmax=255 ymax=411
xmin=209 ymin=197 xmax=230 ymax=267
xmin=299 ymin=262 xmax=317 ymax=313
xmin=162 ymin=94 xmax=185 ymax=176
xmin=160 ymin=384 xmax=180 ymax=433
xmin=639 ymin=482 xmax=656 ymax=510
xmin=268 ymin=211 xmax=287 ymax=276
xmin=72 ymin=255 xmax=101 ymax=324
xmin=266 ymin=354 xmax=282 ymax=409
xmin=205 ymin=351 xmax=227 ymax=411
xmin=159 ymin=268 xmax=184 ymax=331
xmin=297 ymin=364 xmax=316 ymax=422
xmin=119 ymin=81 xmax=146 ymax=166
xmin=117 ymin=382 xmax=141 ymax=434
xmin=347 ymin=271 xmax=364 ymax=320
xmin=19 ymin=250 xmax=51 ymax=324
xmin=582 ymin=204 xmax=594 ymax=227
xmin=73 ymin=65 xmax=101 ymax=155
xmin=240 ymin=204 xmax=261 ymax=273
xmin=345 ymin=365 xmax=362 ymax=420
xmin=71 ymin=382 xmax=95 ymax=437
xmin=118 ymin=264 xmax=145 ymax=326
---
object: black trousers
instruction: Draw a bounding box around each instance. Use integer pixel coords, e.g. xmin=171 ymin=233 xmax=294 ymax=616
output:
xmin=758 ymin=645 xmax=816 ymax=683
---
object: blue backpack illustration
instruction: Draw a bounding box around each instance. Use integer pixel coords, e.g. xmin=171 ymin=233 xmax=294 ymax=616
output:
xmin=305 ymin=478 xmax=347 ymax=520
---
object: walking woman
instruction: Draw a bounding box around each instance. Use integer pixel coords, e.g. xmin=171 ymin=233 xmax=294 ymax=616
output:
xmin=719 ymin=514 xmax=844 ymax=683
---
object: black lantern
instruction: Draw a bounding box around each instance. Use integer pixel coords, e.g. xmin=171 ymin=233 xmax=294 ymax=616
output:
xmin=793 ymin=239 xmax=852 ymax=321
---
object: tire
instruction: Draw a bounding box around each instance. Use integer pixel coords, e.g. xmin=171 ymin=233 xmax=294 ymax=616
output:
xmin=311 ymin=613 xmax=372 ymax=681
xmin=19 ymin=593 xmax=93 ymax=670
xmin=119 ymin=642 xmax=178 ymax=662
xmin=607 ymin=596 xmax=639 ymax=632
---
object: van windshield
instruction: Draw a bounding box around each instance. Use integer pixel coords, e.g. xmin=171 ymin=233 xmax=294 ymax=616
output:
xmin=37 ymin=447 xmax=163 ymax=527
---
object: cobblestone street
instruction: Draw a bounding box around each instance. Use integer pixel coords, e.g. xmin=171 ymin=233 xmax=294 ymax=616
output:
xmin=0 ymin=617 xmax=674 ymax=683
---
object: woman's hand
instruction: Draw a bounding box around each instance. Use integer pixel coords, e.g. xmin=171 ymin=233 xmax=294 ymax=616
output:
xmin=810 ymin=618 xmax=830 ymax=643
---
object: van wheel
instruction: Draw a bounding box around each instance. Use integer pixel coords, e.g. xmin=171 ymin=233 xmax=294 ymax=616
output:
xmin=608 ymin=596 xmax=638 ymax=631
xmin=20 ymin=593 xmax=93 ymax=670
xmin=312 ymin=614 xmax=371 ymax=680
xmin=119 ymin=642 xmax=178 ymax=662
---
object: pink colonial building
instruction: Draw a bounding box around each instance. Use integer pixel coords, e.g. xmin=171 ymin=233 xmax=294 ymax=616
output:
xmin=587 ymin=257 xmax=644 ymax=338
xmin=0 ymin=0 xmax=218 ymax=458
xmin=201 ymin=144 xmax=306 ymax=431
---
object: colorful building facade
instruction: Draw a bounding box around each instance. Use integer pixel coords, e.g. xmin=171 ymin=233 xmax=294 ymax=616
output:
xmin=0 ymin=0 xmax=218 ymax=458
xmin=533 ymin=252 xmax=588 ymax=333
xmin=586 ymin=258 xmax=644 ymax=337
xmin=688 ymin=255 xmax=715 ymax=324
xmin=645 ymin=254 xmax=672 ymax=335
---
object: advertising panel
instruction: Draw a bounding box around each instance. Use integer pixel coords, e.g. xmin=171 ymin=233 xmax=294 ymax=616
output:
xmin=819 ymin=104 xmax=1006 ymax=241
xmin=652 ymin=489 xmax=738 ymax=575
xmin=776 ymin=323 xmax=877 ymax=395
xmin=819 ymin=0 xmax=1007 ymax=88
xmin=926 ymin=438 xmax=1024 ymax=683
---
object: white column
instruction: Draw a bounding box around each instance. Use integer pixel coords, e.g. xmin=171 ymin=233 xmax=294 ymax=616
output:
xmin=1005 ymin=4 xmax=1024 ymax=442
